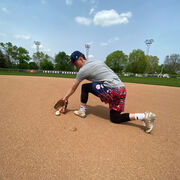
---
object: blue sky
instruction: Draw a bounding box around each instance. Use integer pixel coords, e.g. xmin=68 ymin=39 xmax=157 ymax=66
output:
xmin=0 ymin=0 xmax=179 ymax=64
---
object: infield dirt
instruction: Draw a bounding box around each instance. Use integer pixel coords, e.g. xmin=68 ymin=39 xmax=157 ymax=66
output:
xmin=0 ymin=75 xmax=180 ymax=180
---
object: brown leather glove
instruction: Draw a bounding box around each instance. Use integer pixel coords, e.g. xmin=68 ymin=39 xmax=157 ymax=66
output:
xmin=54 ymin=99 xmax=68 ymax=114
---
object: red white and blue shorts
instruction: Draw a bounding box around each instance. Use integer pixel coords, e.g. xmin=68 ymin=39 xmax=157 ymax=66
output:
xmin=92 ymin=83 xmax=126 ymax=112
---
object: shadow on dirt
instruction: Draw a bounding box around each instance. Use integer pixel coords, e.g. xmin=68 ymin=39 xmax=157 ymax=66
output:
xmin=69 ymin=104 xmax=145 ymax=131
xmin=86 ymin=105 xmax=145 ymax=131
xmin=86 ymin=105 xmax=109 ymax=120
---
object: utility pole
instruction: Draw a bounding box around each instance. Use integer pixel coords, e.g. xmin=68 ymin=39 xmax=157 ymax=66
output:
xmin=85 ymin=44 xmax=90 ymax=60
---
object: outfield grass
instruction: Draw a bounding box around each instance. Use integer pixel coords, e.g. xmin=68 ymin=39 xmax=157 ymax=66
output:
xmin=0 ymin=71 xmax=180 ymax=87
xmin=0 ymin=71 xmax=76 ymax=78
xmin=120 ymin=76 xmax=180 ymax=87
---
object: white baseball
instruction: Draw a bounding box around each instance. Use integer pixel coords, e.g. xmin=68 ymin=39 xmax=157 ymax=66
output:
xmin=55 ymin=110 xmax=60 ymax=116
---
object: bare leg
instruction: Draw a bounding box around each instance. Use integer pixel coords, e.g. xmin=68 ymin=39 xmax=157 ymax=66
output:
xmin=129 ymin=113 xmax=135 ymax=120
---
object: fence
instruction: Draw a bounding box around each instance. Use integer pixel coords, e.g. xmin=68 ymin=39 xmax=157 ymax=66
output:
xmin=0 ymin=68 xmax=180 ymax=78
xmin=0 ymin=68 xmax=77 ymax=75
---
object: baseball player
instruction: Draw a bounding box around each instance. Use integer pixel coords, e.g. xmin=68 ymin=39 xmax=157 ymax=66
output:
xmin=62 ymin=51 xmax=156 ymax=133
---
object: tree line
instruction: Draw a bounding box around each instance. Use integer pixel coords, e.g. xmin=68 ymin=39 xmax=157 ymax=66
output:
xmin=0 ymin=42 xmax=180 ymax=74
xmin=105 ymin=50 xmax=180 ymax=74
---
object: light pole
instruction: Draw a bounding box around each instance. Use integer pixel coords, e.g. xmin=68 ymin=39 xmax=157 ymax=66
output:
xmin=145 ymin=39 xmax=154 ymax=56
xmin=34 ymin=41 xmax=41 ymax=52
xmin=145 ymin=39 xmax=154 ymax=73
xmin=85 ymin=44 xmax=90 ymax=60
xmin=34 ymin=41 xmax=41 ymax=67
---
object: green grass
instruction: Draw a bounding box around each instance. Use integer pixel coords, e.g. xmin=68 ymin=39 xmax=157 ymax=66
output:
xmin=0 ymin=71 xmax=180 ymax=87
xmin=0 ymin=71 xmax=76 ymax=78
xmin=120 ymin=76 xmax=180 ymax=87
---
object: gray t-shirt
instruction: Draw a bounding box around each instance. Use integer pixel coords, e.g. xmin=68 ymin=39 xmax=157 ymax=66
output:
xmin=76 ymin=61 xmax=124 ymax=88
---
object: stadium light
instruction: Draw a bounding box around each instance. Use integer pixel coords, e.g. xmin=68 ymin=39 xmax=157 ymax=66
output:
xmin=145 ymin=39 xmax=154 ymax=55
xmin=85 ymin=44 xmax=90 ymax=60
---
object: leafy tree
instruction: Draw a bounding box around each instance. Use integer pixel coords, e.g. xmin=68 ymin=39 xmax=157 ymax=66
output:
xmin=126 ymin=49 xmax=148 ymax=73
xmin=0 ymin=42 xmax=18 ymax=66
xmin=105 ymin=50 xmax=128 ymax=73
xmin=16 ymin=47 xmax=31 ymax=64
xmin=55 ymin=52 xmax=73 ymax=71
xmin=0 ymin=42 xmax=31 ymax=69
xmin=15 ymin=47 xmax=31 ymax=69
xmin=0 ymin=49 xmax=10 ymax=68
xmin=156 ymin=64 xmax=164 ymax=73
xmin=164 ymin=54 xmax=180 ymax=74
xmin=17 ymin=62 xmax=29 ymax=69
xmin=32 ymin=52 xmax=45 ymax=68
xmin=40 ymin=54 xmax=54 ymax=70
xmin=146 ymin=55 xmax=159 ymax=73
xmin=0 ymin=42 xmax=17 ymax=68
xmin=28 ymin=62 xmax=39 ymax=70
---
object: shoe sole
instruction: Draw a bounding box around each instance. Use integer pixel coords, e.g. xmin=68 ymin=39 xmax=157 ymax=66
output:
xmin=74 ymin=112 xmax=86 ymax=118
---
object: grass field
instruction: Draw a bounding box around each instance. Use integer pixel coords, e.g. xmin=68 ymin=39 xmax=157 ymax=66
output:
xmin=0 ymin=71 xmax=76 ymax=78
xmin=120 ymin=76 xmax=180 ymax=87
xmin=0 ymin=71 xmax=180 ymax=87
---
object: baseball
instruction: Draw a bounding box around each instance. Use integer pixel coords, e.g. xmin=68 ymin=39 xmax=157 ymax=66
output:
xmin=55 ymin=110 xmax=60 ymax=116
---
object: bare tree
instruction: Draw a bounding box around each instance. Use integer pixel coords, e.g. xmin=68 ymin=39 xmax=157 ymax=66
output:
xmin=164 ymin=54 xmax=180 ymax=74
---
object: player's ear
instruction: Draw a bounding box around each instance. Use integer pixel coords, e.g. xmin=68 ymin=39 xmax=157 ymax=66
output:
xmin=79 ymin=57 xmax=83 ymax=62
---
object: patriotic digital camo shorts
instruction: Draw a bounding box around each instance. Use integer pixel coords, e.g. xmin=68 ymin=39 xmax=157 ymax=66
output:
xmin=92 ymin=83 xmax=126 ymax=112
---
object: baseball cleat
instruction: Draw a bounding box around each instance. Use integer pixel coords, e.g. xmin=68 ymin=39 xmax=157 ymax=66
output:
xmin=143 ymin=112 xmax=156 ymax=133
xmin=74 ymin=110 xmax=86 ymax=118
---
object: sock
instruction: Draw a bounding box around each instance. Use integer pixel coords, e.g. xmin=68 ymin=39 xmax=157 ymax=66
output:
xmin=135 ymin=113 xmax=145 ymax=120
xmin=80 ymin=105 xmax=86 ymax=112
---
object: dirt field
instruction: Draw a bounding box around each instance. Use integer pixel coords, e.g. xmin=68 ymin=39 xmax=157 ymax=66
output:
xmin=0 ymin=75 xmax=180 ymax=180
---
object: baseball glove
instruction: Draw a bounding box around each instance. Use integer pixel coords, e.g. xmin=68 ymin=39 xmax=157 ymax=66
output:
xmin=54 ymin=99 xmax=68 ymax=114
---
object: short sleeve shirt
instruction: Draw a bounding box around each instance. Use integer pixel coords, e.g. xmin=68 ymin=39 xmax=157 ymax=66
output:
xmin=75 ymin=61 xmax=124 ymax=88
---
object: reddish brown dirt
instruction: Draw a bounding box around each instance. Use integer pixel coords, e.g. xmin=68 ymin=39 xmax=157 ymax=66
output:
xmin=0 ymin=75 xmax=180 ymax=180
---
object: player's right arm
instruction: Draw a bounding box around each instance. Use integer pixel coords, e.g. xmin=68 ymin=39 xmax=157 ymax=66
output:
xmin=63 ymin=79 xmax=80 ymax=100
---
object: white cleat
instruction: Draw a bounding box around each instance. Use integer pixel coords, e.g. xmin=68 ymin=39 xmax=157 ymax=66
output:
xmin=143 ymin=112 xmax=156 ymax=133
xmin=74 ymin=110 xmax=86 ymax=118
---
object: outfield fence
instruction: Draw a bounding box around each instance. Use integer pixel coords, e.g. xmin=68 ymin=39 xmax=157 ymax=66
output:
xmin=0 ymin=68 xmax=179 ymax=79
xmin=0 ymin=68 xmax=77 ymax=75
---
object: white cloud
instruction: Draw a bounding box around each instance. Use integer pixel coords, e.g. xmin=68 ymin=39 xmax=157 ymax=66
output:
xmin=41 ymin=0 xmax=47 ymax=4
xmin=15 ymin=34 xmax=31 ymax=40
xmin=108 ymin=36 xmax=119 ymax=43
xmin=88 ymin=54 xmax=94 ymax=59
xmin=89 ymin=8 xmax=95 ymax=15
xmin=100 ymin=42 xmax=108 ymax=46
xmin=75 ymin=17 xmax=92 ymax=26
xmin=86 ymin=42 xmax=93 ymax=46
xmin=93 ymin=9 xmax=132 ymax=27
xmin=81 ymin=0 xmax=97 ymax=4
xmin=66 ymin=0 xmax=72 ymax=5
xmin=100 ymin=36 xmax=119 ymax=46
xmin=1 ymin=7 xmax=9 ymax=13
xmin=114 ymin=37 xmax=119 ymax=41
xmin=75 ymin=9 xmax=132 ymax=27
xmin=66 ymin=0 xmax=97 ymax=6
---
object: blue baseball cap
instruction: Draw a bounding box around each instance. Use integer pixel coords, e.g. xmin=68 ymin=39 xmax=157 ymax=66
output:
xmin=70 ymin=51 xmax=83 ymax=64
